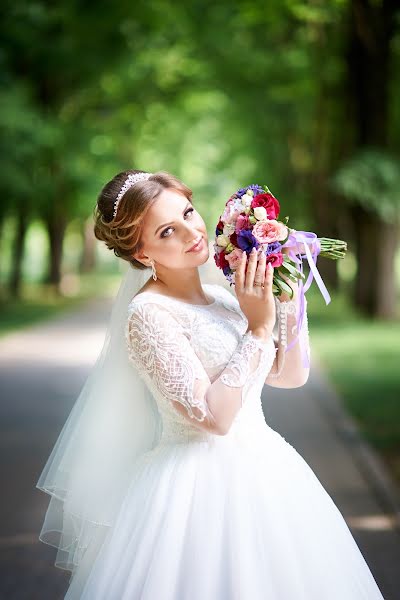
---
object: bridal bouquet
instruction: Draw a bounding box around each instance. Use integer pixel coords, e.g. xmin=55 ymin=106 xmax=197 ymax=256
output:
xmin=213 ymin=183 xmax=347 ymax=301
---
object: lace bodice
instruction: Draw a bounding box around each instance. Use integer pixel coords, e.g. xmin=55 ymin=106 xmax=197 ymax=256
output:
xmin=125 ymin=284 xmax=308 ymax=445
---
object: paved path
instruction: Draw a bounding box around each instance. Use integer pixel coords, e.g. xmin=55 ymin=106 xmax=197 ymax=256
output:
xmin=0 ymin=267 xmax=399 ymax=599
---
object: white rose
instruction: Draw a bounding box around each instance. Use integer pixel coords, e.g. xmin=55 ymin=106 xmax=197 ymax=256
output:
xmin=253 ymin=206 xmax=267 ymax=220
xmin=242 ymin=193 xmax=253 ymax=206
xmin=216 ymin=234 xmax=230 ymax=247
xmin=223 ymin=223 xmax=236 ymax=236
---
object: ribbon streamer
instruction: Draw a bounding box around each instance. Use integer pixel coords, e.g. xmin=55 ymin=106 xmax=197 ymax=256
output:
xmin=281 ymin=230 xmax=331 ymax=368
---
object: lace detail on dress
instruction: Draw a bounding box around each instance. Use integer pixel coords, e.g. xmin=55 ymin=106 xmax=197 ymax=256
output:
xmin=268 ymin=295 xmax=310 ymax=379
xmin=221 ymin=331 xmax=272 ymax=387
xmin=125 ymin=285 xmax=279 ymax=441
xmin=125 ymin=302 xmax=210 ymax=422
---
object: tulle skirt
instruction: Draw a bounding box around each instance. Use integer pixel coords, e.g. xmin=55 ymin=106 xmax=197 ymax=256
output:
xmin=65 ymin=423 xmax=385 ymax=599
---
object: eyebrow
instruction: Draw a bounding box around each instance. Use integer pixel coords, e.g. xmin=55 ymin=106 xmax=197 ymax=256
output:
xmin=154 ymin=202 xmax=191 ymax=236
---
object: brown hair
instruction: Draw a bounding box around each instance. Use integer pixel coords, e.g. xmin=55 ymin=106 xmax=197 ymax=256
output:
xmin=93 ymin=170 xmax=193 ymax=269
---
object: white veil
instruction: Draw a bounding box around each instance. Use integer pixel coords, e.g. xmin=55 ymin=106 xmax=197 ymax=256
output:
xmin=36 ymin=263 xmax=162 ymax=582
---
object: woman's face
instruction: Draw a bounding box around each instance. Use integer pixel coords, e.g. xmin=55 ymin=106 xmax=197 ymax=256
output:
xmin=134 ymin=188 xmax=209 ymax=269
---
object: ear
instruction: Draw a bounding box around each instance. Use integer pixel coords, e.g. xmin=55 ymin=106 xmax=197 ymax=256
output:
xmin=133 ymin=250 xmax=151 ymax=266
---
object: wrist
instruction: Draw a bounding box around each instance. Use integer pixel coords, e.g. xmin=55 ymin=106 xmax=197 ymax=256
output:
xmin=246 ymin=326 xmax=272 ymax=343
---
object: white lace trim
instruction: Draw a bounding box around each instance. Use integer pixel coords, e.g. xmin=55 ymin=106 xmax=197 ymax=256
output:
xmin=221 ymin=331 xmax=271 ymax=388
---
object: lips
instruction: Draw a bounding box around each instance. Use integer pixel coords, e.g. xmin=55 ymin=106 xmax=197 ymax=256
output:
xmin=187 ymin=237 xmax=203 ymax=252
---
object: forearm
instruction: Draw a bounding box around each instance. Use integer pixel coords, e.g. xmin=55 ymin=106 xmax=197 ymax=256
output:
xmin=180 ymin=330 xmax=273 ymax=436
xmin=265 ymin=288 xmax=310 ymax=388
xmin=128 ymin=301 xmax=274 ymax=437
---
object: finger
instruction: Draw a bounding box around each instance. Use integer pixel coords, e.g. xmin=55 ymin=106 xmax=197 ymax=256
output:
xmin=255 ymin=250 xmax=266 ymax=283
xmin=235 ymin=250 xmax=247 ymax=294
xmin=263 ymin=262 xmax=274 ymax=299
xmin=245 ymin=248 xmax=259 ymax=292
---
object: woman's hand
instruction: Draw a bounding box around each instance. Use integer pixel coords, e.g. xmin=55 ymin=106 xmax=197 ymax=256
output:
xmin=234 ymin=248 xmax=276 ymax=339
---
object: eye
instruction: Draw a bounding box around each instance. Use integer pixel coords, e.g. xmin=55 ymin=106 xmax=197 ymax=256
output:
xmin=160 ymin=207 xmax=195 ymax=238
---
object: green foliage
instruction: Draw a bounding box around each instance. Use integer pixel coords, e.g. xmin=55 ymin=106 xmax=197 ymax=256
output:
xmin=308 ymin=286 xmax=400 ymax=453
xmin=330 ymin=148 xmax=400 ymax=222
xmin=0 ymin=0 xmax=399 ymax=297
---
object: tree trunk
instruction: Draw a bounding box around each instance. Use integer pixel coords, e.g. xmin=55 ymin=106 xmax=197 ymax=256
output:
xmin=9 ymin=209 xmax=28 ymax=298
xmin=44 ymin=213 xmax=67 ymax=290
xmin=79 ymin=217 xmax=96 ymax=273
xmin=344 ymin=0 xmax=399 ymax=316
xmin=0 ymin=214 xmax=6 ymax=299
xmin=353 ymin=206 xmax=399 ymax=318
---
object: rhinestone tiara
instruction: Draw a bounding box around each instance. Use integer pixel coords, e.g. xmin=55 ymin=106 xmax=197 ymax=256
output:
xmin=113 ymin=172 xmax=153 ymax=218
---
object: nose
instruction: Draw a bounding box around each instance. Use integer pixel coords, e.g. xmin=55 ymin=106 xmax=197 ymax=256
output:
xmin=183 ymin=223 xmax=200 ymax=242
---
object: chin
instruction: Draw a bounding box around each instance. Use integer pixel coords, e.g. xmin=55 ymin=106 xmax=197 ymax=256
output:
xmin=200 ymin=248 xmax=210 ymax=264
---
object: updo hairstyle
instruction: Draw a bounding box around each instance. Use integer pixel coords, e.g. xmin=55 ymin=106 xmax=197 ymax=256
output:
xmin=93 ymin=170 xmax=193 ymax=269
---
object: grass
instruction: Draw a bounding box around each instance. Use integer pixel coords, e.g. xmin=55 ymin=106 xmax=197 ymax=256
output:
xmin=307 ymin=286 xmax=400 ymax=486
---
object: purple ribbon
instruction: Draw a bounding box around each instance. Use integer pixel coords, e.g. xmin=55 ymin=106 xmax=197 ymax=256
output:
xmin=281 ymin=230 xmax=331 ymax=368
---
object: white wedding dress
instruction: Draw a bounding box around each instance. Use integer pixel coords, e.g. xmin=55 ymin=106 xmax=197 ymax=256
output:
xmin=65 ymin=283 xmax=385 ymax=599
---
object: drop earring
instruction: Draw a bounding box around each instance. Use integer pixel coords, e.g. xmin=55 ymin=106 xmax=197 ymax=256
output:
xmin=149 ymin=259 xmax=157 ymax=281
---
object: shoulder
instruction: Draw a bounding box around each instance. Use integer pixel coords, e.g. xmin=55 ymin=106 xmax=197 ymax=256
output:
xmin=126 ymin=297 xmax=182 ymax=339
xmin=127 ymin=295 xmax=180 ymax=324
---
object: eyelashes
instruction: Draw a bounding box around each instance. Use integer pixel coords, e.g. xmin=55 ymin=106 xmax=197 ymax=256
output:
xmin=160 ymin=207 xmax=195 ymax=238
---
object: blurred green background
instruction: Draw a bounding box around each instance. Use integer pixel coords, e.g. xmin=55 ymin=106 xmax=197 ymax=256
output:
xmin=1 ymin=1 xmax=399 ymax=482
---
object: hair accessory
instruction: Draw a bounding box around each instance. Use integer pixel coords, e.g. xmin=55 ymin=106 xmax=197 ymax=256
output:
xmin=113 ymin=172 xmax=153 ymax=218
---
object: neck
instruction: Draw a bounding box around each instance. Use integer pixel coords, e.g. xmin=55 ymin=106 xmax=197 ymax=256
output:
xmin=149 ymin=266 xmax=209 ymax=303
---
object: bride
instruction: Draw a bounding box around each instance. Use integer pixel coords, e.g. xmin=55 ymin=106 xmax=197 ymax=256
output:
xmin=36 ymin=170 xmax=385 ymax=599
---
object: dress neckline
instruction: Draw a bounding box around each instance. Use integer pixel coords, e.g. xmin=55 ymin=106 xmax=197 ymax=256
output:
xmin=131 ymin=284 xmax=217 ymax=308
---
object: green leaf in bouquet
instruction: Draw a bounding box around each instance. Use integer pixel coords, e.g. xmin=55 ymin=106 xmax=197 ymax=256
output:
xmin=281 ymin=258 xmax=305 ymax=279
xmin=272 ymin=283 xmax=280 ymax=295
xmin=277 ymin=266 xmax=299 ymax=283
xmin=273 ymin=273 xmax=294 ymax=298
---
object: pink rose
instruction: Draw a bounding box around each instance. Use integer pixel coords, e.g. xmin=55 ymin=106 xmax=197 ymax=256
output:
xmin=235 ymin=213 xmax=251 ymax=233
xmin=275 ymin=221 xmax=288 ymax=241
xmin=253 ymin=220 xmax=288 ymax=244
xmin=225 ymin=247 xmax=245 ymax=270
xmin=266 ymin=252 xmax=283 ymax=267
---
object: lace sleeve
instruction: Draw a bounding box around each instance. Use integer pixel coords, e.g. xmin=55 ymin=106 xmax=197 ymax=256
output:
xmin=125 ymin=302 xmax=211 ymax=423
xmin=266 ymin=295 xmax=310 ymax=387
xmin=126 ymin=301 xmax=275 ymax=436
